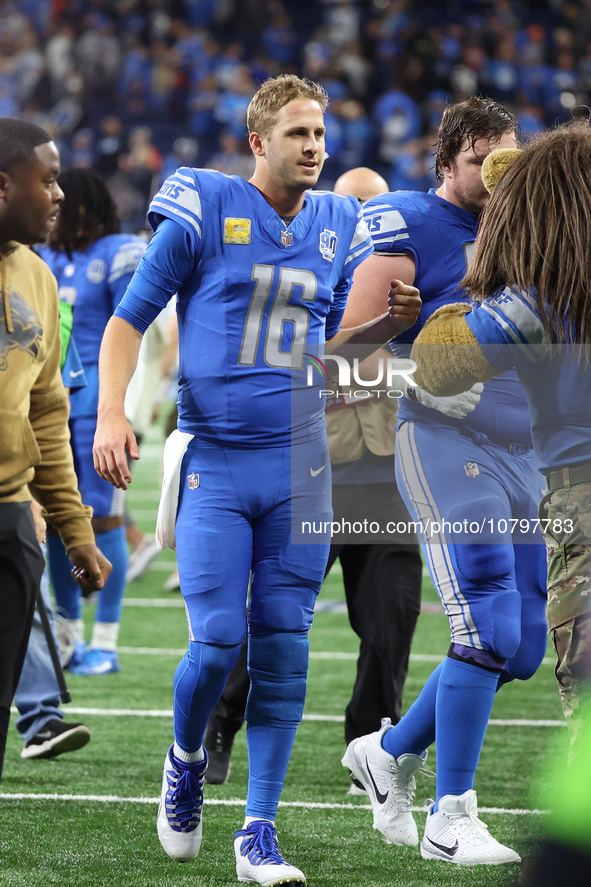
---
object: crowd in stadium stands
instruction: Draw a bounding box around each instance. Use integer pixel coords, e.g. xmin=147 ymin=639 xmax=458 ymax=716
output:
xmin=2 ymin=0 xmax=591 ymax=230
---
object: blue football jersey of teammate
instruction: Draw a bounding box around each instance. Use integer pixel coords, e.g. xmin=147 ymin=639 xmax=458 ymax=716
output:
xmin=466 ymin=289 xmax=591 ymax=472
xmin=40 ymin=234 xmax=147 ymax=418
xmin=115 ymin=168 xmax=373 ymax=447
xmin=363 ymin=189 xmax=532 ymax=444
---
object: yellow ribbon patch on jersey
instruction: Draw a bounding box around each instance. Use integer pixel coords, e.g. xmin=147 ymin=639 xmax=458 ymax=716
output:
xmin=223 ymin=218 xmax=251 ymax=244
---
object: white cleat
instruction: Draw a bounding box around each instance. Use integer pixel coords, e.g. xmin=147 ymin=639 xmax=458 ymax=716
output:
xmin=341 ymin=717 xmax=426 ymax=846
xmin=234 ymin=820 xmax=306 ymax=886
xmin=157 ymin=745 xmax=207 ymax=861
xmin=421 ymin=790 xmax=521 ymax=865
xmin=126 ymin=536 xmax=160 ymax=582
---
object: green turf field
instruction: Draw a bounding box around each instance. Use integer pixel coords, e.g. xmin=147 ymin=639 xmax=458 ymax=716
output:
xmin=0 ymin=432 xmax=566 ymax=887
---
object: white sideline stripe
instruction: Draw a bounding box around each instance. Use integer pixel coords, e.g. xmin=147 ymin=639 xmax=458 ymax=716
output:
xmin=122 ymin=599 xmax=184 ymax=608
xmin=126 ymin=490 xmax=162 ymax=501
xmin=114 ymin=644 xmax=557 ymax=668
xmin=141 ymin=561 xmax=176 ymax=571
xmin=0 ymin=793 xmax=549 ymax=815
xmin=14 ymin=705 xmax=564 ymax=728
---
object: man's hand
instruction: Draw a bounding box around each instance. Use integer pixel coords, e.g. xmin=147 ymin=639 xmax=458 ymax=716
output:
xmin=387 ymin=279 xmax=422 ymax=337
xmin=93 ymin=410 xmax=139 ymax=490
xmin=68 ymin=543 xmax=113 ymax=596
xmin=30 ymin=499 xmax=46 ymax=544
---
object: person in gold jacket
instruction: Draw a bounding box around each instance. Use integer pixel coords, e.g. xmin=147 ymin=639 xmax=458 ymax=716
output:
xmin=0 ymin=116 xmax=111 ymax=778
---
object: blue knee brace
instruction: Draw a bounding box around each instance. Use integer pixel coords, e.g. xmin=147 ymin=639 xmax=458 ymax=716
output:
xmin=245 ymin=631 xmax=309 ymax=728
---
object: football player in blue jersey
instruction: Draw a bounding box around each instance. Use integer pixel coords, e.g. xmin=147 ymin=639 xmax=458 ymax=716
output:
xmin=340 ymin=98 xmax=548 ymax=866
xmin=411 ymin=123 xmax=591 ymax=769
xmin=39 ymin=169 xmax=147 ymax=676
xmin=92 ymin=75 xmax=421 ymax=885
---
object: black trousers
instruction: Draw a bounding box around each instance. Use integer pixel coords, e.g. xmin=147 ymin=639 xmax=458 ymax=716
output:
xmin=0 ymin=502 xmax=45 ymax=779
xmin=208 ymin=481 xmax=423 ymax=746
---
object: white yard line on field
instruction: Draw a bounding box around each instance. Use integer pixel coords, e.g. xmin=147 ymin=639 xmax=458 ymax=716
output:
xmin=113 ymin=644 xmax=557 ymax=668
xmin=10 ymin=704 xmax=565 ymax=728
xmin=0 ymin=792 xmax=549 ymax=815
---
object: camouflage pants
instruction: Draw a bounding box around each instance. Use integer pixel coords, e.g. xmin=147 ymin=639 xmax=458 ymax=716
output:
xmin=540 ymin=481 xmax=591 ymax=762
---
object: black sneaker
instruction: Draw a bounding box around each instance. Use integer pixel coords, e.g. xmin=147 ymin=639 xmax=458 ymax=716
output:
xmin=21 ymin=719 xmax=91 ymax=760
xmin=203 ymin=727 xmax=236 ymax=784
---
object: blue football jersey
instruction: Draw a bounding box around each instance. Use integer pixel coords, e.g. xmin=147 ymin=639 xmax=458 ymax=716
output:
xmin=115 ymin=168 xmax=373 ymax=447
xmin=40 ymin=234 xmax=147 ymax=418
xmin=40 ymin=234 xmax=148 ymax=366
xmin=467 ymin=289 xmax=591 ymax=472
xmin=363 ymin=189 xmax=532 ymax=445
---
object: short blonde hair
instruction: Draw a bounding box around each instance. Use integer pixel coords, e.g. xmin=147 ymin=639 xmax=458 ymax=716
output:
xmin=247 ymin=74 xmax=328 ymax=138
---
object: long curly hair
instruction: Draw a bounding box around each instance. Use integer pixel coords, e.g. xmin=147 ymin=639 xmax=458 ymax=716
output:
xmin=48 ymin=168 xmax=120 ymax=258
xmin=462 ymin=123 xmax=591 ymax=345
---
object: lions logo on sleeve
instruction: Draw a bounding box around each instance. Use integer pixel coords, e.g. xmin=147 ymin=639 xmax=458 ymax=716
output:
xmin=149 ymin=169 xmax=204 ymax=242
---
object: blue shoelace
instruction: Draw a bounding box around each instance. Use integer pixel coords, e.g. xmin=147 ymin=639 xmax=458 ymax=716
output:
xmin=166 ymin=762 xmax=205 ymax=832
xmin=237 ymin=821 xmax=285 ymax=867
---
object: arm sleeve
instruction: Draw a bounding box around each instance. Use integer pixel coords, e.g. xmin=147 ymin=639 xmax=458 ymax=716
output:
xmin=326 ymin=206 xmax=374 ymax=340
xmin=114 ymin=219 xmax=199 ymax=334
xmin=362 ymin=199 xmax=421 ymax=274
xmin=465 ymin=288 xmax=547 ymax=370
xmin=325 ymin=276 xmax=350 ymax=341
xmin=108 ymin=239 xmax=148 ymax=311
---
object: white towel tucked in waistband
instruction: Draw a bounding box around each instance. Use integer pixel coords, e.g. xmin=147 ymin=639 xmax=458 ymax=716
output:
xmin=155 ymin=429 xmax=195 ymax=551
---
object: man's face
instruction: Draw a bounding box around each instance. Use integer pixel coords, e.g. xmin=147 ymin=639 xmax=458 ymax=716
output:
xmin=442 ymin=131 xmax=517 ymax=214
xmin=0 ymin=142 xmax=63 ymax=244
xmin=257 ymin=99 xmax=326 ymax=192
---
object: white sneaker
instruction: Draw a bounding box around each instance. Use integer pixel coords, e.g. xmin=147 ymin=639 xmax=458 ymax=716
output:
xmin=157 ymin=745 xmax=207 ymax=861
xmin=341 ymin=718 xmax=426 ymax=846
xmin=421 ymin=790 xmax=521 ymax=865
xmin=234 ymin=820 xmax=306 ymax=886
xmin=126 ymin=536 xmax=160 ymax=582
xmin=347 ymin=777 xmax=367 ymax=797
xmin=164 ymin=570 xmax=181 ymax=592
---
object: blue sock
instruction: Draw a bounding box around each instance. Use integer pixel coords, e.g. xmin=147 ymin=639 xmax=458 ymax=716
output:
xmin=174 ymin=640 xmax=241 ymax=751
xmin=434 ymin=657 xmax=500 ymax=807
xmin=47 ymin=533 xmax=81 ymax=619
xmin=382 ymin=661 xmax=443 ymax=759
xmin=246 ymin=724 xmax=297 ymax=819
xmin=245 ymin=632 xmax=308 ymax=819
xmin=94 ymin=526 xmax=128 ymax=624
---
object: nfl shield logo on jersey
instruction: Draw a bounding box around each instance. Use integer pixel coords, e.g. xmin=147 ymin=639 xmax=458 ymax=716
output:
xmin=464 ymin=461 xmax=480 ymax=478
xmin=280 ymin=229 xmax=293 ymax=247
xmin=188 ymin=472 xmax=200 ymax=490
xmin=319 ymin=229 xmax=338 ymax=262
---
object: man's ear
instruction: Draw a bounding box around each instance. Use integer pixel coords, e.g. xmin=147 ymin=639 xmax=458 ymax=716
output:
xmin=249 ymin=131 xmax=265 ymax=157
xmin=0 ymin=170 xmax=13 ymax=200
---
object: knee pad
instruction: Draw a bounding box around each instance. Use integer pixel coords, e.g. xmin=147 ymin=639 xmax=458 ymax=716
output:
xmin=184 ymin=594 xmax=246 ymax=647
xmin=245 ymin=631 xmax=309 ymax=727
xmin=489 ymin=589 xmax=522 ymax=660
xmin=505 ymin=617 xmax=548 ymax=681
xmin=449 ymin=499 xmax=514 ymax=582
xmin=249 ymin=592 xmax=315 ymax=635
